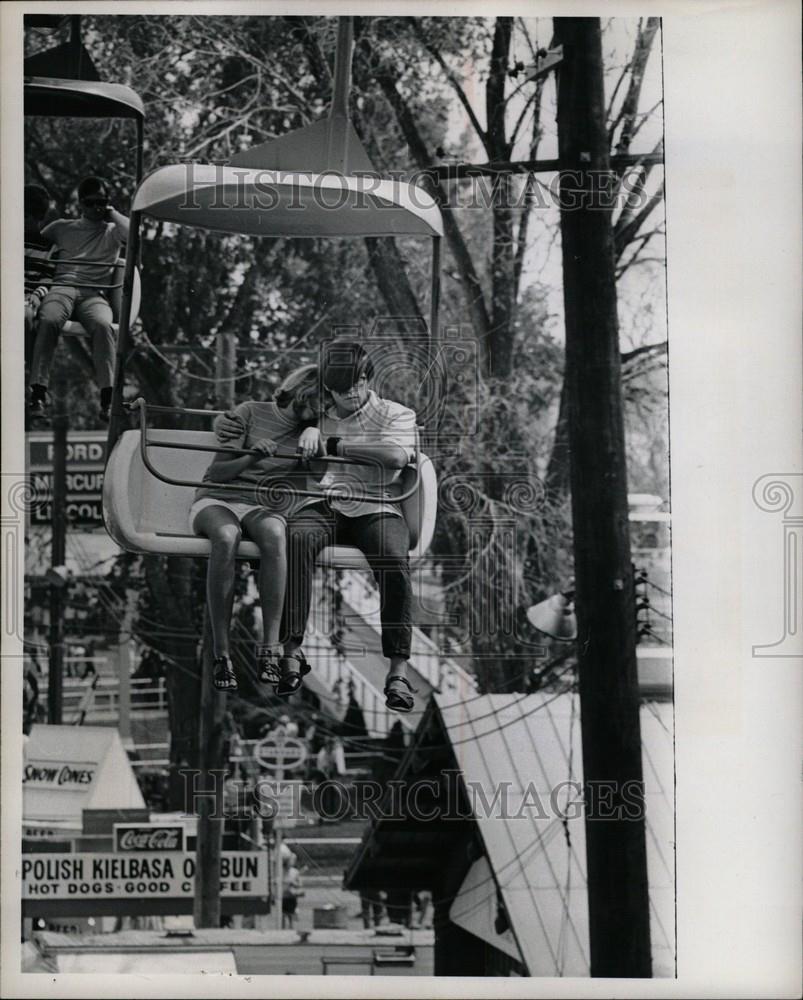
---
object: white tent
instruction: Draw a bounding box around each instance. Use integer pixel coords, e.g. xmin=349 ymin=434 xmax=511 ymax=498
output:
xmin=23 ymin=725 xmax=145 ymax=838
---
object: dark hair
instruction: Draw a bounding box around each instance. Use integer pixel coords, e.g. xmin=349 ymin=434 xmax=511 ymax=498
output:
xmin=321 ymin=340 xmax=374 ymax=393
xmin=24 ymin=184 xmax=50 ymax=220
xmin=78 ymin=176 xmax=110 ymax=202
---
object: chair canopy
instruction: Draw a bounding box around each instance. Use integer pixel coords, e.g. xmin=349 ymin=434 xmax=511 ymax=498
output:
xmin=132 ymin=164 xmax=443 ymax=239
xmin=24 ymin=77 xmax=144 ymax=121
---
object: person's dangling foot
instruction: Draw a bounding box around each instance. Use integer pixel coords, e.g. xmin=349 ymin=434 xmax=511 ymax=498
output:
xmin=276 ymin=648 xmax=311 ymax=697
xmin=99 ymin=386 xmax=113 ymax=425
xmin=212 ymin=654 xmax=237 ymax=692
xmin=28 ymin=384 xmax=50 ymax=426
xmin=256 ymin=644 xmax=283 ymax=686
xmin=384 ymin=661 xmax=416 ymax=714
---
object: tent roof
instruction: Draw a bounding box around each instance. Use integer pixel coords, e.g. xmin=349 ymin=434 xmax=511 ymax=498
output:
xmin=132 ymin=164 xmax=443 ymax=239
xmin=344 ymin=692 xmax=676 ymax=977
xmin=24 ymin=77 xmax=144 ymax=120
xmin=23 ymin=724 xmax=145 ymax=824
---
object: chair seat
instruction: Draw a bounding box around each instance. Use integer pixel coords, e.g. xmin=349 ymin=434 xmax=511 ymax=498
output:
xmin=63 ymin=320 xmax=119 ymax=337
xmin=149 ymin=533 xmax=372 ymax=569
xmin=103 ymin=428 xmax=436 ymax=564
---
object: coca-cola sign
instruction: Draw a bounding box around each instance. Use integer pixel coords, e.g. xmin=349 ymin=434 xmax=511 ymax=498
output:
xmin=114 ymin=824 xmax=186 ymax=853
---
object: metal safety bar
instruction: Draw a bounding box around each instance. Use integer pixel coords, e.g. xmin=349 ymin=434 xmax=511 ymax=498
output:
xmin=128 ymin=397 xmax=422 ymax=503
xmin=24 ymin=248 xmax=128 ymax=291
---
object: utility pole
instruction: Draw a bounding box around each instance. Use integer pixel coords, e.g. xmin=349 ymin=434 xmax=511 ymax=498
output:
xmin=117 ymin=589 xmax=138 ymax=746
xmin=194 ymin=332 xmax=237 ymax=928
xmin=553 ymin=17 xmax=652 ymax=977
xmin=274 ymin=752 xmax=285 ymax=930
xmin=47 ymin=377 xmax=68 ymax=725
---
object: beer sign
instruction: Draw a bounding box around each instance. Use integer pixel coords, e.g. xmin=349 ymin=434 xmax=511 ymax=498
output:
xmin=114 ymin=824 xmax=186 ymax=853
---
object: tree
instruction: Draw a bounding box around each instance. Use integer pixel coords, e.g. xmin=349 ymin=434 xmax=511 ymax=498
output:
xmin=24 ymin=14 xmax=668 ymax=707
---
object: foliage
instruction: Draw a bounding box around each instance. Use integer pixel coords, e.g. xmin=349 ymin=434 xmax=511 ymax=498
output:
xmin=24 ymin=14 xmax=668 ymax=704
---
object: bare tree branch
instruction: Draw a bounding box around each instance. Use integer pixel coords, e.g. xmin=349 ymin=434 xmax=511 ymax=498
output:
xmin=408 ymin=17 xmax=488 ymax=151
xmin=614 ymin=181 xmax=665 ymax=259
xmin=608 ymin=17 xmax=660 ymax=158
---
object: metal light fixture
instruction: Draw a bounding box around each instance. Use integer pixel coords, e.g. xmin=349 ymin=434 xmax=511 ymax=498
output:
xmin=526 ymin=588 xmax=577 ymax=641
xmin=45 ymin=564 xmax=71 ymax=589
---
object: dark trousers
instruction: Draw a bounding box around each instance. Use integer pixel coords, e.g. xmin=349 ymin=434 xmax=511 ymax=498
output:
xmin=281 ymin=503 xmax=412 ymax=660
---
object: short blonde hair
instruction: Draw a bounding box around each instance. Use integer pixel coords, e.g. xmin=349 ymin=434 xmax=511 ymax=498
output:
xmin=274 ymin=363 xmax=323 ymax=410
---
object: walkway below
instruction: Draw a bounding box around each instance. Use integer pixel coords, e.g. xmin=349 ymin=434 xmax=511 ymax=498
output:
xmin=29 ymin=927 xmax=434 ymax=976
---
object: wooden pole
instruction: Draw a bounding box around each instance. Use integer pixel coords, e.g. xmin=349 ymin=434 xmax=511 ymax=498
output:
xmin=193 ymin=332 xmax=237 ymax=927
xmin=193 ymin=615 xmax=225 ymax=928
xmin=117 ymin=592 xmax=136 ymax=745
xmin=554 ymin=17 xmax=652 ymax=978
xmin=47 ymin=374 xmax=68 ymax=725
xmin=273 ymin=737 xmax=284 ymax=928
xmin=107 ymin=211 xmax=141 ymax=451
xmin=424 ymin=151 xmax=662 ymax=182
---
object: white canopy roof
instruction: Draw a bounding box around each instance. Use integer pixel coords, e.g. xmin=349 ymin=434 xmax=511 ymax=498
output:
xmin=132 ymin=163 xmax=444 ymax=239
xmin=24 ymin=77 xmax=145 ymax=120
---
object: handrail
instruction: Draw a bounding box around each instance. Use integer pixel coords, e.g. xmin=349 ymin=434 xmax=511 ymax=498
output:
xmin=24 ymin=250 xmax=128 ymax=292
xmin=129 ymin=397 xmax=422 ymax=503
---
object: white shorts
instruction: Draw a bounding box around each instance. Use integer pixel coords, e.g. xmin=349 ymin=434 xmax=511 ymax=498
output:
xmin=188 ymin=497 xmax=287 ymax=535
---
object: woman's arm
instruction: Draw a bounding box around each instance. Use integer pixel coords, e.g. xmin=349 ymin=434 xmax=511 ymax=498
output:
xmin=205 ymin=439 xmax=278 ymax=482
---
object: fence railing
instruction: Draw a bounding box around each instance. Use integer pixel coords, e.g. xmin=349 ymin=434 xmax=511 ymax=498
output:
xmin=26 ymin=672 xmax=169 ymax=723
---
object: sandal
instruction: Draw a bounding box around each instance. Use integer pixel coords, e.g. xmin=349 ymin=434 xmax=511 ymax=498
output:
xmin=384 ymin=675 xmax=417 ymax=714
xmin=276 ymin=650 xmax=312 ymax=697
xmin=212 ymin=655 xmax=238 ymax=692
xmin=256 ymin=645 xmax=283 ymax=686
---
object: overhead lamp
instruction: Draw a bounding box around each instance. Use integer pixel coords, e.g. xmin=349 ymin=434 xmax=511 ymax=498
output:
xmin=521 ymin=45 xmax=564 ymax=83
xmin=526 ymin=589 xmax=577 ymax=641
xmin=45 ymin=565 xmax=71 ymax=589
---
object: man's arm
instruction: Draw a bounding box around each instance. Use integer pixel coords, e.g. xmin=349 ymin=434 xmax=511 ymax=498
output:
xmin=107 ymin=207 xmax=130 ymax=242
xmin=327 ymin=404 xmax=416 ymax=469
xmin=327 ymin=438 xmax=410 ymax=469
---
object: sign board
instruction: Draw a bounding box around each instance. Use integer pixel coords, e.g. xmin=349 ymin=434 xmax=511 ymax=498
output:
xmin=261 ymin=779 xmax=305 ymax=829
xmin=114 ymin=824 xmax=186 ymax=853
xmin=254 ymin=735 xmax=307 ymax=773
xmin=28 ymin=435 xmax=108 ymax=468
xmin=22 ymin=852 xmax=268 ymax=918
xmin=23 ymin=759 xmax=97 ymax=790
xmin=27 ymin=431 xmax=107 ymax=527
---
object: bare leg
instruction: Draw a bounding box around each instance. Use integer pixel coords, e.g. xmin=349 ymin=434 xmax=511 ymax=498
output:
xmin=243 ymin=511 xmax=287 ymax=647
xmin=193 ymin=505 xmax=242 ymax=658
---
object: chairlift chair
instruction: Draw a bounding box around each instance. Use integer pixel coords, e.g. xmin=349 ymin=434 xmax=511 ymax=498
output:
xmin=103 ymin=18 xmax=443 ymax=567
xmin=24 ymin=76 xmax=146 ymax=338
